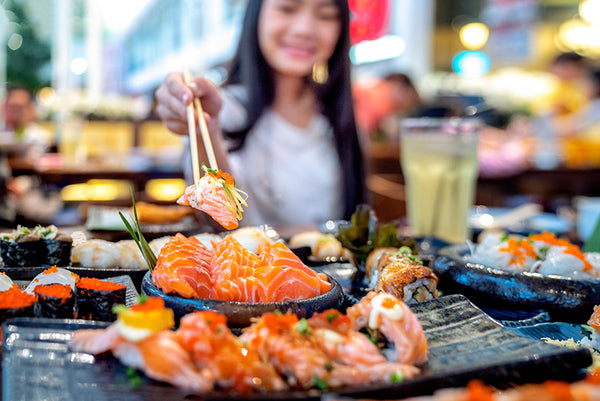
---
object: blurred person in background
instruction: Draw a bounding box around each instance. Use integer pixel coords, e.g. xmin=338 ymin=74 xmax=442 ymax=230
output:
xmin=1 ymin=86 xmax=51 ymax=155
xmin=0 ymin=86 xmax=59 ymax=227
xmin=555 ymin=69 xmax=600 ymax=137
xmin=353 ymin=72 xmax=421 ymax=140
xmin=535 ymin=52 xmax=590 ymax=118
xmin=155 ymin=0 xmax=365 ymax=230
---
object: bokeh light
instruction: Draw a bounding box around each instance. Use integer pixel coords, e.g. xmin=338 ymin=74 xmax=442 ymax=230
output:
xmin=459 ymin=23 xmax=489 ymax=50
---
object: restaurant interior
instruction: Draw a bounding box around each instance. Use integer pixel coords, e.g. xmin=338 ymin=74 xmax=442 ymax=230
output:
xmin=1 ymin=0 xmax=600 ymax=399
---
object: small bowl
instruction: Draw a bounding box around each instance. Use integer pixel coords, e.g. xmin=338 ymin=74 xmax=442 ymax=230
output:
xmin=140 ymin=271 xmax=344 ymax=327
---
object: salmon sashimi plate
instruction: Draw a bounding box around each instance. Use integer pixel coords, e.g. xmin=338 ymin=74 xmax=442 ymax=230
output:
xmin=151 ymin=233 xmax=331 ymax=302
xmin=177 ymin=164 xmax=247 ymax=230
xmin=68 ymin=293 xmax=427 ymax=394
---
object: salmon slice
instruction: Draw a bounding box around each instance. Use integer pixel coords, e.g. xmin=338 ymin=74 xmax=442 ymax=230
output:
xmin=152 ymin=234 xmax=213 ymax=298
xmin=346 ymin=292 xmax=428 ymax=366
xmin=177 ymin=311 xmax=286 ymax=392
xmin=211 ymin=236 xmax=262 ymax=280
xmin=258 ymin=242 xmax=331 ymax=293
xmin=253 ymin=265 xmax=323 ymax=302
xmin=69 ymin=325 xmax=213 ymax=394
xmin=113 ymin=331 xmax=214 ymax=393
xmin=177 ymin=182 xmax=239 ymax=230
xmin=589 ymin=305 xmax=600 ymax=332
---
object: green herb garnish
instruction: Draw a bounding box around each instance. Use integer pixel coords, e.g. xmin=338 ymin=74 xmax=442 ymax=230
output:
xmin=136 ymin=294 xmax=149 ymax=304
xmin=296 ymin=318 xmax=311 ymax=335
xmin=312 ymin=375 xmax=329 ymax=391
xmin=325 ymin=311 xmax=338 ymax=323
xmin=273 ymin=309 xmax=282 ymax=316
xmin=111 ymin=304 xmax=128 ymax=314
xmin=120 ymin=191 xmax=157 ymax=272
xmin=390 ymin=371 xmax=403 ymax=383
xmin=324 ymin=362 xmax=333 ymax=372
xmin=500 ymin=233 xmax=509 ymax=242
xmin=126 ymin=367 xmax=142 ymax=389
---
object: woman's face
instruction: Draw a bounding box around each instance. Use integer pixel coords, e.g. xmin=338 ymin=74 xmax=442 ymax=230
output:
xmin=258 ymin=0 xmax=342 ymax=79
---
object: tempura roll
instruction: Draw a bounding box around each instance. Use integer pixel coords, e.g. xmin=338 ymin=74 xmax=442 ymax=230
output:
xmin=34 ymin=283 xmax=75 ymax=319
xmin=373 ymin=257 xmax=440 ymax=304
xmin=76 ymin=277 xmax=126 ymax=321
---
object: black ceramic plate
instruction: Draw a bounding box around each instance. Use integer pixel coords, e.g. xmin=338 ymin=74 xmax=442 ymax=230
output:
xmin=1 ymin=294 xmax=592 ymax=401
xmin=433 ymin=245 xmax=600 ymax=322
xmin=511 ymin=322 xmax=594 ymax=344
xmin=0 ymin=265 xmax=148 ymax=291
xmin=141 ymin=271 xmax=345 ymax=327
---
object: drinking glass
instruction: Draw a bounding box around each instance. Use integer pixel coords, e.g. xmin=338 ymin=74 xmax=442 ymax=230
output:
xmin=400 ymin=118 xmax=479 ymax=243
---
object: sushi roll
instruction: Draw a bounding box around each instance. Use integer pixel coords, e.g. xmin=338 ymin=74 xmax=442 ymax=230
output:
xmin=34 ymin=283 xmax=75 ymax=319
xmin=0 ymin=284 xmax=35 ymax=325
xmin=76 ymin=277 xmax=126 ymax=321
xmin=1 ymin=225 xmax=72 ymax=267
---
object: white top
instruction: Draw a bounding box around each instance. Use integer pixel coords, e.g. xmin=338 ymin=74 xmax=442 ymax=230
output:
xmin=184 ymin=87 xmax=344 ymax=228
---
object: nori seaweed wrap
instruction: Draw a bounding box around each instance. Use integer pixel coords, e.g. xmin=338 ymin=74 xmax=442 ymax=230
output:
xmin=76 ymin=278 xmax=126 ymax=321
xmin=0 ymin=225 xmax=72 ymax=267
xmin=34 ymin=283 xmax=75 ymax=319
xmin=0 ymin=284 xmax=35 ymax=324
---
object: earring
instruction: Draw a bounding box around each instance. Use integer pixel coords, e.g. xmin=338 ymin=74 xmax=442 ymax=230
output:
xmin=312 ymin=62 xmax=329 ymax=84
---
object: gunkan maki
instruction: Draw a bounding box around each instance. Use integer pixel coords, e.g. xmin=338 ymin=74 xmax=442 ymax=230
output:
xmin=0 ymin=225 xmax=72 ymax=267
xmin=34 ymin=283 xmax=75 ymax=319
xmin=0 ymin=284 xmax=35 ymax=325
xmin=76 ymin=277 xmax=126 ymax=321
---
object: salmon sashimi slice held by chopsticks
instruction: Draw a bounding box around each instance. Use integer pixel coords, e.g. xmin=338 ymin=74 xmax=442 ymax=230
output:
xmin=177 ymin=164 xmax=248 ymax=230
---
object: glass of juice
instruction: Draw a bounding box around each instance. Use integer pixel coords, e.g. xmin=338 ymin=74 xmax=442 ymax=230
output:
xmin=400 ymin=118 xmax=479 ymax=243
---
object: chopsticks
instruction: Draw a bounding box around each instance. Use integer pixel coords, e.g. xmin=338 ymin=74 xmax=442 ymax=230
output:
xmin=183 ymin=68 xmax=218 ymax=183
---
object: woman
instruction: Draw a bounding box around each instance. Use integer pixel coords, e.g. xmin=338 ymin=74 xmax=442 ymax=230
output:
xmin=155 ymin=0 xmax=365 ymax=229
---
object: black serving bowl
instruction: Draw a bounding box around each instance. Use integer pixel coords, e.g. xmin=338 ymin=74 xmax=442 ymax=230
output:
xmin=433 ymin=244 xmax=600 ymax=322
xmin=140 ymin=271 xmax=344 ymax=327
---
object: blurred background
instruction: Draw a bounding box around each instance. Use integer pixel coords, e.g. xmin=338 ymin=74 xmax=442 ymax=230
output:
xmin=1 ymin=0 xmax=599 ymax=229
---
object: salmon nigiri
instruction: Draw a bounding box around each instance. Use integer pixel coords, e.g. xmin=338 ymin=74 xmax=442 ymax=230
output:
xmin=177 ymin=164 xmax=247 ymax=230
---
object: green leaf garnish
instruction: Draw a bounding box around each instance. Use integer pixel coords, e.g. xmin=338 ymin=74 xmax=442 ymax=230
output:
xmin=390 ymin=371 xmax=403 ymax=383
xmin=312 ymin=375 xmax=328 ymax=391
xmin=296 ymin=318 xmax=311 ymax=335
xmin=324 ymin=362 xmax=333 ymax=372
xmin=273 ymin=309 xmax=282 ymax=316
xmin=120 ymin=191 xmax=157 ymax=272
xmin=500 ymin=233 xmax=509 ymax=242
xmin=126 ymin=367 xmax=142 ymax=389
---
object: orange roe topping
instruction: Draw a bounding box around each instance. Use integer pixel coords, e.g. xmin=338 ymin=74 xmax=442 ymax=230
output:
xmin=76 ymin=277 xmax=125 ymax=292
xmin=312 ymin=309 xmax=352 ymax=331
xmin=465 ymin=380 xmax=495 ymax=401
xmin=34 ymin=283 xmax=72 ymax=299
xmin=42 ymin=265 xmax=59 ymax=275
xmin=588 ymin=305 xmax=600 ymax=332
xmin=499 ymin=239 xmax=532 ymax=266
xmin=530 ymin=232 xmax=594 ymax=272
xmin=208 ymin=169 xmax=235 ymax=186
xmin=542 ymin=381 xmax=573 ymax=400
xmin=586 ymin=367 xmax=600 ymax=385
xmin=198 ymin=310 xmax=228 ymax=331
xmin=261 ymin=312 xmax=299 ymax=333
xmin=130 ymin=297 xmax=165 ymax=312
xmin=0 ymin=284 xmax=35 ymax=309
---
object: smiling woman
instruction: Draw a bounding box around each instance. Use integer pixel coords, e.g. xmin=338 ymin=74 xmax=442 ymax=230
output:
xmin=155 ymin=0 xmax=365 ymax=230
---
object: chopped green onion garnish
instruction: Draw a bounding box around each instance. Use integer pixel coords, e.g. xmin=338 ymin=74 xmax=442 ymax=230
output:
xmin=324 ymin=362 xmax=333 ymax=372
xmin=312 ymin=375 xmax=328 ymax=391
xmin=296 ymin=318 xmax=311 ymax=335
xmin=390 ymin=371 xmax=403 ymax=383
xmin=136 ymin=294 xmax=149 ymax=304
xmin=326 ymin=312 xmax=338 ymax=323
xmin=111 ymin=304 xmax=128 ymax=314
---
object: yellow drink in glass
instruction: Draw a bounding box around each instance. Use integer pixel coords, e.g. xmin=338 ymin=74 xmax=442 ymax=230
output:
xmin=400 ymin=118 xmax=479 ymax=243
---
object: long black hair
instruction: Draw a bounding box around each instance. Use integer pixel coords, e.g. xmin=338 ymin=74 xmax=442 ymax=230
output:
xmin=223 ymin=0 xmax=365 ymax=220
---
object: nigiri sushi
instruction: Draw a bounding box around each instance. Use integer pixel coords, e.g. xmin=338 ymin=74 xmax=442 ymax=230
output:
xmin=177 ymin=164 xmax=247 ymax=230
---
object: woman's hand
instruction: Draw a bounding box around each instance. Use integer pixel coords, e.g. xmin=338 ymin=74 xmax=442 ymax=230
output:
xmin=155 ymin=72 xmax=223 ymax=136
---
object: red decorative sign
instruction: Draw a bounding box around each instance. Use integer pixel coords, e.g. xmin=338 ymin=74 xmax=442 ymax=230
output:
xmin=349 ymin=0 xmax=391 ymax=44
